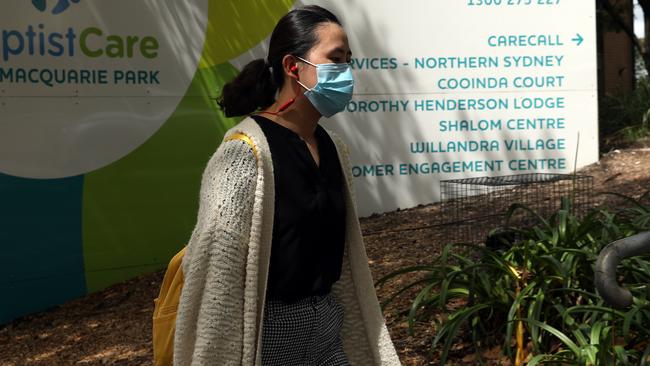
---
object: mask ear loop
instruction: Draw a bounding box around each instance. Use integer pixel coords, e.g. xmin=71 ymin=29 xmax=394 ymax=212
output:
xmin=296 ymin=56 xmax=317 ymax=67
xmin=257 ymin=63 xmax=305 ymax=116
xmin=293 ymin=56 xmax=316 ymax=91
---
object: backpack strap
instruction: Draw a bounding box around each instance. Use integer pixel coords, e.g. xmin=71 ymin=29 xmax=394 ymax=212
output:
xmin=224 ymin=132 xmax=259 ymax=162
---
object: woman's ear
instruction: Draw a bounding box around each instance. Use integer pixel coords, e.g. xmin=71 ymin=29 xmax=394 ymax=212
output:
xmin=282 ymin=55 xmax=299 ymax=80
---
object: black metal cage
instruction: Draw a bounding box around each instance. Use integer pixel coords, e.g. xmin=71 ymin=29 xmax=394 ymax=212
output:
xmin=438 ymin=173 xmax=594 ymax=244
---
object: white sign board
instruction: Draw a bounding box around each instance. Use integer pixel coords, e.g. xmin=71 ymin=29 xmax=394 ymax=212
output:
xmin=303 ymin=0 xmax=599 ymax=216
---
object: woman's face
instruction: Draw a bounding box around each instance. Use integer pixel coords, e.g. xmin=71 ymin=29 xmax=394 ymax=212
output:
xmin=297 ymin=22 xmax=352 ymax=89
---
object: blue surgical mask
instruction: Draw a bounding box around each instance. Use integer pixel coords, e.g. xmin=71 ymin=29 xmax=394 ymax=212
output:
xmin=295 ymin=56 xmax=354 ymax=117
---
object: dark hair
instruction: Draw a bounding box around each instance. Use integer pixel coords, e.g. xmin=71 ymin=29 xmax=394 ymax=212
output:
xmin=217 ymin=5 xmax=341 ymax=117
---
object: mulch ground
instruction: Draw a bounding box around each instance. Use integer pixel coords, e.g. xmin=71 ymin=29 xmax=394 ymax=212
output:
xmin=2 ymin=139 xmax=649 ymax=366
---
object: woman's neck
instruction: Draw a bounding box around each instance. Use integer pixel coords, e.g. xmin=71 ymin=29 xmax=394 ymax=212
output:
xmin=260 ymin=87 xmax=321 ymax=140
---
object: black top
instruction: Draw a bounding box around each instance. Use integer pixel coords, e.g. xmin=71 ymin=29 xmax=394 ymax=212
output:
xmin=251 ymin=114 xmax=346 ymax=303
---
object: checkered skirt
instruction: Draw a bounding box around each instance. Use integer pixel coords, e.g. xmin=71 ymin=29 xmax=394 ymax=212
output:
xmin=261 ymin=291 xmax=350 ymax=365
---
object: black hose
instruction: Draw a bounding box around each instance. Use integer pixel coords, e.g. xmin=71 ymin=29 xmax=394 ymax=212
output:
xmin=595 ymin=232 xmax=650 ymax=309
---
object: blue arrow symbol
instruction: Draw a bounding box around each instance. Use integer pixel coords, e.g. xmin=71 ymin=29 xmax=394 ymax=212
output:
xmin=572 ymin=33 xmax=584 ymax=46
xmin=31 ymin=0 xmax=46 ymax=12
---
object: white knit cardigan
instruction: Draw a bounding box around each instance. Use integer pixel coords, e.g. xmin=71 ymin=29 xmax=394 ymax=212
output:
xmin=173 ymin=117 xmax=402 ymax=365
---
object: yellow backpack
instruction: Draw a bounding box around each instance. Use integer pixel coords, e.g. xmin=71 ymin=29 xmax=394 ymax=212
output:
xmin=152 ymin=132 xmax=258 ymax=366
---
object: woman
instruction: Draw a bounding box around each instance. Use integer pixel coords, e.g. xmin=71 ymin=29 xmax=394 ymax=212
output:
xmin=173 ymin=5 xmax=401 ymax=365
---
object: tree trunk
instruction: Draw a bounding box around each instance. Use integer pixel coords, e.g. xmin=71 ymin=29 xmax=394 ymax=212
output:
xmin=599 ymin=0 xmax=650 ymax=77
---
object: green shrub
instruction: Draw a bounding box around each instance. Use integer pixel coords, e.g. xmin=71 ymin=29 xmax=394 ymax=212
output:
xmin=599 ymin=77 xmax=650 ymax=150
xmin=378 ymin=194 xmax=650 ymax=365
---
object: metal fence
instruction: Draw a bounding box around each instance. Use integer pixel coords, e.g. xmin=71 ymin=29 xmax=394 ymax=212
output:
xmin=438 ymin=173 xmax=594 ymax=244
